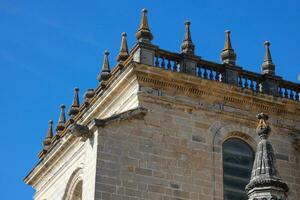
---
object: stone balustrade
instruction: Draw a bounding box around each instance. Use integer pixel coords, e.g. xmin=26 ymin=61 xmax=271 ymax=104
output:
xmin=136 ymin=43 xmax=300 ymax=101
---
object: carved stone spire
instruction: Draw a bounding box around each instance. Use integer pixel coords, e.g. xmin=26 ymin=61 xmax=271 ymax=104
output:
xmin=117 ymin=32 xmax=129 ymax=63
xmin=261 ymin=41 xmax=275 ymax=75
xmin=220 ymin=30 xmax=237 ymax=65
xmin=43 ymin=120 xmax=53 ymax=150
xmin=97 ymin=50 xmax=111 ymax=88
xmin=68 ymin=87 xmax=80 ymax=117
xmin=56 ymin=104 xmax=66 ymax=132
xmin=181 ymin=21 xmax=195 ymax=55
xmin=135 ymin=8 xmax=153 ymax=43
xmin=245 ymin=113 xmax=289 ymax=200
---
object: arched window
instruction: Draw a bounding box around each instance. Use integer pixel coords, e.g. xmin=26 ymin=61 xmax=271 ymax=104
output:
xmin=69 ymin=180 xmax=82 ymax=200
xmin=63 ymin=168 xmax=83 ymax=200
xmin=223 ymin=138 xmax=254 ymax=200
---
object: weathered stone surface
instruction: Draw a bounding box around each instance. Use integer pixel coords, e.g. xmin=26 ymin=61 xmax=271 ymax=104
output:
xmin=25 ymin=61 xmax=300 ymax=200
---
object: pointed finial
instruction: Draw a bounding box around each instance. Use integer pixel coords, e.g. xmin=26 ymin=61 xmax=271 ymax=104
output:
xmin=135 ymin=8 xmax=153 ymax=43
xmin=117 ymin=32 xmax=129 ymax=63
xmin=68 ymin=87 xmax=80 ymax=117
xmin=181 ymin=20 xmax=195 ymax=55
xmin=97 ymin=50 xmax=111 ymax=88
xmin=56 ymin=104 xmax=66 ymax=132
xmin=261 ymin=41 xmax=275 ymax=75
xmin=245 ymin=113 xmax=289 ymax=198
xmin=220 ymin=30 xmax=237 ymax=65
xmin=43 ymin=120 xmax=53 ymax=149
xmin=224 ymin=30 xmax=232 ymax=49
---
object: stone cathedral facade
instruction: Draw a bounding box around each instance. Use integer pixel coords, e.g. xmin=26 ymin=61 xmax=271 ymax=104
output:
xmin=24 ymin=9 xmax=300 ymax=200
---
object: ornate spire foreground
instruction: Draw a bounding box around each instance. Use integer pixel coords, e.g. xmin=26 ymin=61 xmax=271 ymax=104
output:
xmin=135 ymin=8 xmax=153 ymax=43
xmin=181 ymin=21 xmax=195 ymax=55
xmin=68 ymin=88 xmax=80 ymax=117
xmin=245 ymin=113 xmax=288 ymax=200
xmin=56 ymin=104 xmax=66 ymax=132
xmin=43 ymin=120 xmax=53 ymax=150
xmin=97 ymin=50 xmax=111 ymax=88
xmin=220 ymin=30 xmax=237 ymax=65
xmin=117 ymin=32 xmax=129 ymax=63
xmin=261 ymin=41 xmax=275 ymax=75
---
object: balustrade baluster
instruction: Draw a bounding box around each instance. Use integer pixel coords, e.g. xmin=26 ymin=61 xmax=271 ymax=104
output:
xmin=279 ymin=87 xmax=283 ymax=97
xmin=209 ymin=68 xmax=214 ymax=80
xmin=203 ymin=68 xmax=208 ymax=79
xmin=215 ymin=71 xmax=219 ymax=81
xmin=220 ymin=72 xmax=224 ymax=82
xmin=295 ymin=91 xmax=299 ymax=101
xmin=255 ymin=82 xmax=259 ymax=92
xmin=289 ymin=90 xmax=294 ymax=100
xmin=238 ymin=76 xmax=242 ymax=87
xmin=155 ymin=56 xmax=159 ymax=67
xmin=161 ymin=57 xmax=165 ymax=69
xmin=173 ymin=61 xmax=180 ymax=72
xmin=197 ymin=66 xmax=202 ymax=77
xmin=167 ymin=59 xmax=171 ymax=70
xmin=284 ymin=89 xmax=288 ymax=98
xmin=177 ymin=63 xmax=181 ymax=72
xmin=250 ymin=79 xmax=254 ymax=91
xmin=244 ymin=78 xmax=249 ymax=89
xmin=259 ymin=83 xmax=263 ymax=93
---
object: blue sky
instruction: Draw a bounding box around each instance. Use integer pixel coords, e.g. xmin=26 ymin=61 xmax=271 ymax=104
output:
xmin=0 ymin=0 xmax=299 ymax=199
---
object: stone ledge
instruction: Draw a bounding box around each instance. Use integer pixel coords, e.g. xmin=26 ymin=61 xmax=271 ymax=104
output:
xmin=92 ymin=107 xmax=148 ymax=127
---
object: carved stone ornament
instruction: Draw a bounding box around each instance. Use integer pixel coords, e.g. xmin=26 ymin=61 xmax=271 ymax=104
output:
xmin=68 ymin=124 xmax=92 ymax=140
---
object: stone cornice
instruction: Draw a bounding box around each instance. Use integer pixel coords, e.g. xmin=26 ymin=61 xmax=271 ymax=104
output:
xmin=133 ymin=63 xmax=300 ymax=122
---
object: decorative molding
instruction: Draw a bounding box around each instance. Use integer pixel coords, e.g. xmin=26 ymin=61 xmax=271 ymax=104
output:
xmin=69 ymin=124 xmax=92 ymax=140
xmin=246 ymin=178 xmax=289 ymax=193
xmin=135 ymin=70 xmax=290 ymax=116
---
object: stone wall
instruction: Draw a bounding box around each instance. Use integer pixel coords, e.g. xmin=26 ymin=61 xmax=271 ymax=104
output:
xmin=26 ymin=63 xmax=300 ymax=200
xmin=95 ymin=84 xmax=300 ymax=200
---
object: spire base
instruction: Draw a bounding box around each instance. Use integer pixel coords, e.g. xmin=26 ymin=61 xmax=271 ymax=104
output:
xmin=221 ymin=50 xmax=237 ymax=65
xmin=135 ymin=30 xmax=153 ymax=44
xmin=97 ymin=71 xmax=111 ymax=83
xmin=56 ymin=124 xmax=65 ymax=132
xmin=68 ymin=107 xmax=79 ymax=117
xmin=181 ymin=41 xmax=195 ymax=55
xmin=262 ymin=62 xmax=275 ymax=76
